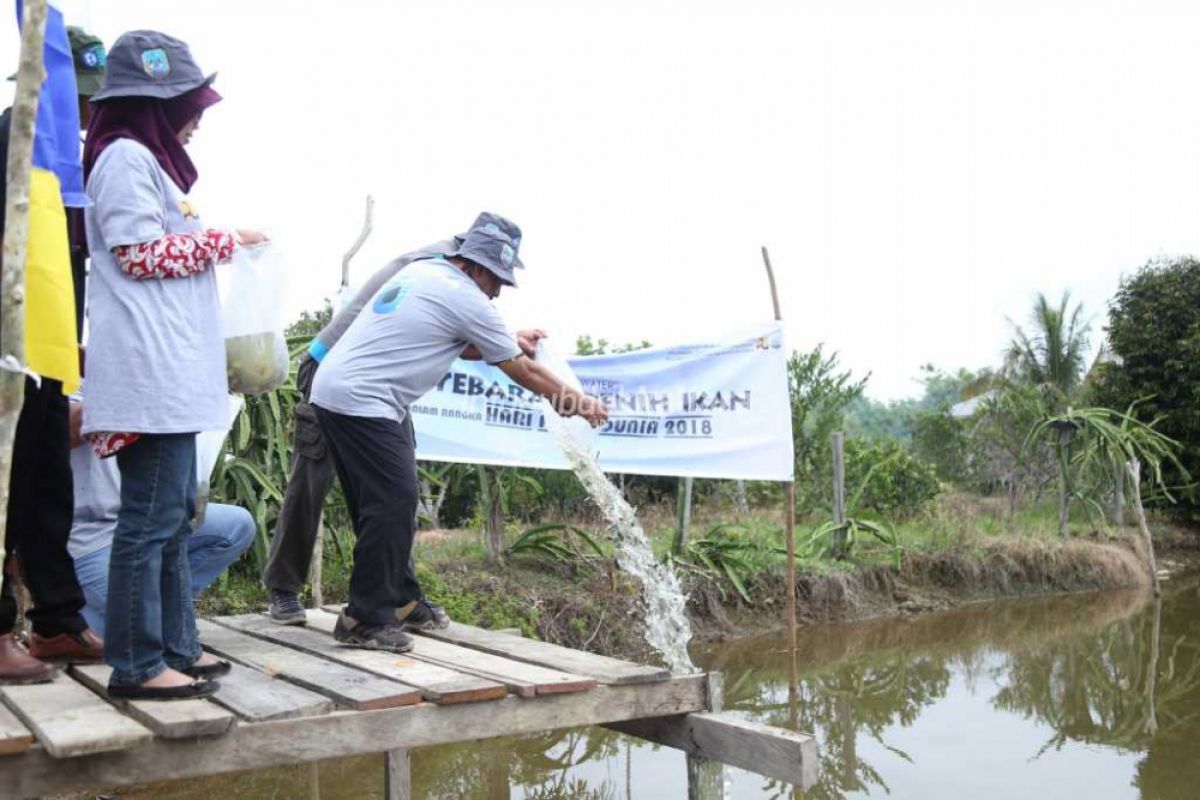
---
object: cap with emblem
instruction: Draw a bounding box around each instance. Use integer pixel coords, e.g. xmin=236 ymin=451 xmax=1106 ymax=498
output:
xmin=67 ymin=26 xmax=106 ymax=97
xmin=90 ymin=30 xmax=215 ymax=103
xmin=451 ymin=212 xmax=526 ymax=288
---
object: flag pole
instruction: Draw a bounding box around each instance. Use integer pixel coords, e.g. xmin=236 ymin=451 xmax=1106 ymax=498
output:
xmin=0 ymin=0 xmax=49 ymax=601
xmin=760 ymin=246 xmax=799 ymax=726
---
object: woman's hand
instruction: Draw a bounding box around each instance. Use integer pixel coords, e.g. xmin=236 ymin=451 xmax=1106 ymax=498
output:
xmin=237 ymin=229 xmax=270 ymax=247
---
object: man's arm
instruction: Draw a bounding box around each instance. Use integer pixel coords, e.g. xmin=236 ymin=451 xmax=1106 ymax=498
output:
xmin=462 ymin=328 xmax=547 ymax=361
xmin=69 ymin=402 xmax=84 ymax=449
xmin=497 ymin=355 xmax=608 ymax=427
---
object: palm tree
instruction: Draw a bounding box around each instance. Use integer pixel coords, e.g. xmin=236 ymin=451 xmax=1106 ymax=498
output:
xmin=1004 ymin=292 xmax=1092 ymax=403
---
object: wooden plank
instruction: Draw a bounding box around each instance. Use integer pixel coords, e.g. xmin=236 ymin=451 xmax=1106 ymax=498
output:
xmin=416 ymin=621 xmax=670 ymax=685
xmin=0 ymin=674 xmax=152 ymax=758
xmin=196 ymin=619 xmax=420 ymax=711
xmin=0 ymin=674 xmax=707 ymax=799
xmin=609 ymin=711 xmax=819 ymax=790
xmin=69 ymin=665 xmax=234 ymax=739
xmin=207 ymin=662 xmax=333 ymax=722
xmin=306 ymin=610 xmax=596 ymax=698
xmin=214 ymin=614 xmax=506 ymax=705
xmin=0 ymin=703 xmax=33 ymax=757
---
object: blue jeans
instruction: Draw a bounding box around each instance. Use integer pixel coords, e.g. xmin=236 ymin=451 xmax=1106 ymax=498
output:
xmin=75 ymin=503 xmax=255 ymax=636
xmin=105 ymin=433 xmax=200 ymax=687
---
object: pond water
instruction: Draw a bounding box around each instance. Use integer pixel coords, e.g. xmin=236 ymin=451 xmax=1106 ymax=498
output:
xmin=116 ymin=571 xmax=1200 ymax=799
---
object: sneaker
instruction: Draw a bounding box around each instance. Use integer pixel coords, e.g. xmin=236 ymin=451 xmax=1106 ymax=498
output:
xmin=332 ymin=612 xmax=414 ymax=653
xmin=268 ymin=590 xmax=307 ymax=625
xmin=396 ymin=599 xmax=451 ymax=632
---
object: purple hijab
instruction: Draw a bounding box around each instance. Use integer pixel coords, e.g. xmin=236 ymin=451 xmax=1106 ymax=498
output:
xmin=82 ymin=84 xmax=222 ymax=194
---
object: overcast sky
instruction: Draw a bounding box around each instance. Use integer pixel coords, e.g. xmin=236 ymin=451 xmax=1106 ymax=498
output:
xmin=4 ymin=0 xmax=1198 ymax=400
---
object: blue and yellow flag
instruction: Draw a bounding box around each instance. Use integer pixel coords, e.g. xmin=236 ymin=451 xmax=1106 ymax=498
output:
xmin=16 ymin=0 xmax=81 ymax=393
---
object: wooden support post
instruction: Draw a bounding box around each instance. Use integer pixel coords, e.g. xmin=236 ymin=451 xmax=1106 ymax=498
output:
xmin=0 ymin=0 xmax=48 ymax=603
xmin=608 ymin=670 xmax=819 ymax=790
xmin=734 ymin=479 xmax=749 ymax=516
xmin=384 ymin=748 xmax=411 ymax=800
xmin=308 ymin=761 xmax=321 ymax=800
xmin=674 ymin=476 xmax=694 ymax=553
xmin=831 ymin=431 xmax=846 ymax=557
xmin=761 ymin=246 xmax=799 ymax=716
xmin=1126 ymin=459 xmax=1161 ymax=597
xmin=687 ymin=672 xmax=725 ymax=800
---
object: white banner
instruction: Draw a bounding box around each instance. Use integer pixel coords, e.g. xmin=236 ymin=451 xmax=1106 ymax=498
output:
xmin=411 ymin=322 xmax=794 ymax=481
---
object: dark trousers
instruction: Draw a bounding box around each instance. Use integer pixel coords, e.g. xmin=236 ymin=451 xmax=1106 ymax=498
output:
xmin=313 ymin=405 xmax=421 ymax=626
xmin=263 ymin=357 xmax=418 ymax=596
xmin=1 ymin=377 xmax=87 ymax=636
xmin=261 ymin=357 xmax=337 ymax=594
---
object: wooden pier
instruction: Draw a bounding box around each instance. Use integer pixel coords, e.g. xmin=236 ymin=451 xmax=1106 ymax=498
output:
xmin=0 ymin=609 xmax=816 ymax=798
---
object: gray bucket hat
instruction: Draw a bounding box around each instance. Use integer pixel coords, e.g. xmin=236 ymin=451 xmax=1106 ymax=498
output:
xmin=451 ymin=212 xmax=526 ymax=287
xmin=90 ymin=30 xmax=215 ymax=102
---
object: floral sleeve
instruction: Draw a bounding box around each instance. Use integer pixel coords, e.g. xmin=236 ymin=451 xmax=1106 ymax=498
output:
xmin=114 ymin=229 xmax=237 ymax=280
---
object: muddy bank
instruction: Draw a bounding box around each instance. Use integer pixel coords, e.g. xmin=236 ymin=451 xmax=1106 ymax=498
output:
xmin=436 ymin=532 xmax=1198 ymax=664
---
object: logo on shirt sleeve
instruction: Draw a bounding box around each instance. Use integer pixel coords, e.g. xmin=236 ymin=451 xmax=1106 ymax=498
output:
xmin=373 ymin=279 xmax=412 ymax=315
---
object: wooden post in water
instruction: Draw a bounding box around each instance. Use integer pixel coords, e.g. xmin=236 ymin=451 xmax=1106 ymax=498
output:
xmin=686 ymin=672 xmax=726 ymax=800
xmin=0 ymin=0 xmax=49 ymax=602
xmin=831 ymin=431 xmax=846 ymax=557
xmin=384 ymin=747 xmax=411 ymax=800
xmin=760 ymin=247 xmax=800 ymax=722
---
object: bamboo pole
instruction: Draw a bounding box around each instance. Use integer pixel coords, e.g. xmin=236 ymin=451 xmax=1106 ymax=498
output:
xmin=761 ymin=246 xmax=799 ymax=718
xmin=0 ymin=0 xmax=50 ymax=602
xmin=340 ymin=195 xmax=375 ymax=289
xmin=310 ymin=195 xmax=376 ymax=606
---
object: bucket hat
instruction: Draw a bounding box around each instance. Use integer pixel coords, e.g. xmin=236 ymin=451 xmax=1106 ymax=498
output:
xmin=67 ymin=26 xmax=106 ymax=96
xmin=451 ymin=212 xmax=525 ymax=288
xmin=90 ymin=30 xmax=215 ymax=102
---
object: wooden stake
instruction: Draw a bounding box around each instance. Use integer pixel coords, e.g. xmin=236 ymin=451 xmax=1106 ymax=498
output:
xmin=761 ymin=246 xmax=798 ymax=713
xmin=0 ymin=0 xmax=49 ymax=601
xmin=1126 ymin=459 xmax=1161 ymax=598
xmin=831 ymin=431 xmax=846 ymax=558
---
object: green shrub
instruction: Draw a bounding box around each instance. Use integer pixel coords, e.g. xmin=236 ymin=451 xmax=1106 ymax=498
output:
xmin=844 ymin=437 xmax=941 ymax=516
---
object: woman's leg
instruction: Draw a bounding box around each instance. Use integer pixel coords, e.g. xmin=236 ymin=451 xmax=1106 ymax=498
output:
xmin=161 ymin=465 xmax=200 ymax=671
xmin=104 ymin=434 xmax=196 ymax=687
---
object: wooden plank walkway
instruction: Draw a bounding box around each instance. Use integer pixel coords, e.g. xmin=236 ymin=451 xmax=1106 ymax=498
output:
xmin=0 ymin=612 xmax=700 ymax=800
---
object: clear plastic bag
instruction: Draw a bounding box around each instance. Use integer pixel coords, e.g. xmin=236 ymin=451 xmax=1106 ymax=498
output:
xmin=220 ymin=243 xmax=289 ymax=395
xmin=194 ymin=394 xmax=245 ymax=526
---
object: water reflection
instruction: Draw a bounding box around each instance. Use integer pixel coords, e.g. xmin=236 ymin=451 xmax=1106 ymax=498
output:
xmin=113 ymin=574 xmax=1200 ymax=799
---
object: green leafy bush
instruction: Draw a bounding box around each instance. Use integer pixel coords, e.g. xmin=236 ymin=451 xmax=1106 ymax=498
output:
xmin=843 ymin=437 xmax=941 ymax=516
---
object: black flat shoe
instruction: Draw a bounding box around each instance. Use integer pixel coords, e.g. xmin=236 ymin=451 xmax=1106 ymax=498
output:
xmin=108 ymin=678 xmax=220 ymax=701
xmin=181 ymin=658 xmax=231 ymax=679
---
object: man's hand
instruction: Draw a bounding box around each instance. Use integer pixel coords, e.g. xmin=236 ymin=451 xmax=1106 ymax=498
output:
xmin=237 ymin=229 xmax=270 ymax=247
xmin=516 ymin=328 xmax=548 ymax=359
xmin=572 ymin=394 xmax=609 ymax=428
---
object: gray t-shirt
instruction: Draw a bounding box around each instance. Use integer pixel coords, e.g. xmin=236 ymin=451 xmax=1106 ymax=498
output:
xmin=308 ymin=238 xmax=459 ymax=362
xmin=82 ymin=138 xmax=227 ymax=435
xmin=311 ymin=257 xmax=522 ymax=422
